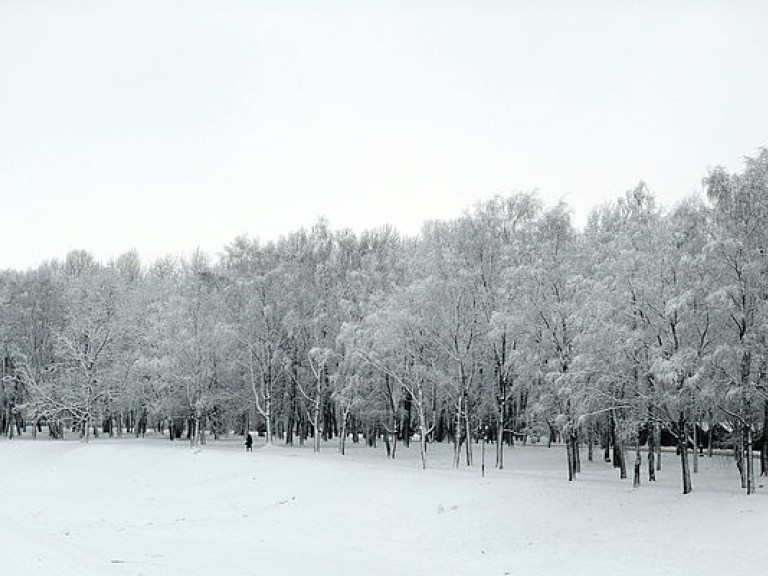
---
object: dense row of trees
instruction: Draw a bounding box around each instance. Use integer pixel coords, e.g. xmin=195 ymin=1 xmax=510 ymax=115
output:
xmin=3 ymin=150 xmax=768 ymax=494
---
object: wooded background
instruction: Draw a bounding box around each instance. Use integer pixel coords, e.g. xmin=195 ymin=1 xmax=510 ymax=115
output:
xmin=3 ymin=150 xmax=768 ymax=494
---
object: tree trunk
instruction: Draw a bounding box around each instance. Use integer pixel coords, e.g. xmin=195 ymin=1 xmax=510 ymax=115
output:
xmin=678 ymin=413 xmax=692 ymax=494
xmin=612 ymin=416 xmax=625 ymax=478
xmin=419 ymin=426 xmax=428 ymax=470
xmin=418 ymin=402 xmax=428 ymax=470
xmin=313 ymin=401 xmax=321 ymax=453
xmin=647 ymin=420 xmax=656 ymax=482
xmin=286 ymin=369 xmax=296 ymax=446
xmin=496 ymin=398 xmax=505 ymax=469
xmin=266 ymin=360 xmax=274 ymax=444
xmin=761 ymin=400 xmax=768 ymax=476
xmin=618 ymin=442 xmax=627 ymax=479
xmin=509 ymin=398 xmax=517 ymax=447
xmin=495 ymin=345 xmax=507 ymax=468
xmin=574 ymin=429 xmax=581 ymax=474
xmin=402 ymin=392 xmax=412 ymax=448
xmin=388 ymin=407 xmax=398 ymax=459
xmin=566 ymin=431 xmax=575 ymax=481
xmin=453 ymin=402 xmax=463 ymax=468
xmin=339 ymin=406 xmax=349 ymax=456
xmin=384 ymin=426 xmax=392 ymax=457
xmin=746 ymin=424 xmax=755 ymax=495
xmin=692 ymin=421 xmax=699 ymax=474
xmin=633 ymin=444 xmax=641 ymax=488
xmin=194 ymin=415 xmax=201 ymax=447
xmin=82 ymin=414 xmax=91 ymax=443
xmin=736 ymin=421 xmax=746 ymax=489
xmin=264 ymin=396 xmax=273 ymax=445
xmin=464 ymin=390 xmax=473 ymax=467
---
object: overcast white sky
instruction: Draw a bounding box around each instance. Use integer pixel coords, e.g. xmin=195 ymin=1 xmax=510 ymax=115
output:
xmin=2 ymin=1 xmax=767 ymax=270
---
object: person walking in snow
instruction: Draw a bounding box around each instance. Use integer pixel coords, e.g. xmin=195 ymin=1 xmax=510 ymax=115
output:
xmin=245 ymin=433 xmax=253 ymax=452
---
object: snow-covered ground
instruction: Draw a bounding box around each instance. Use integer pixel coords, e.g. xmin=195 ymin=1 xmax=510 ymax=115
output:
xmin=1 ymin=435 xmax=765 ymax=575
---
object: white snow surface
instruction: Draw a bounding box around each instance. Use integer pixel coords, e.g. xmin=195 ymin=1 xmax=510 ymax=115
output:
xmin=1 ymin=436 xmax=766 ymax=575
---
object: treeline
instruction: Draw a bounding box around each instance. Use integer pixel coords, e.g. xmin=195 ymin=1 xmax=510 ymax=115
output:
xmin=2 ymin=150 xmax=768 ymax=494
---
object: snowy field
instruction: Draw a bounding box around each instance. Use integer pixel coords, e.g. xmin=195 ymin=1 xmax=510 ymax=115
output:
xmin=1 ymin=436 xmax=766 ymax=576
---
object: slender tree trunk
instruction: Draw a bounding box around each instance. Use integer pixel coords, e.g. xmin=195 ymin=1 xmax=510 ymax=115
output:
xmin=618 ymin=443 xmax=627 ymax=479
xmin=736 ymin=421 xmax=746 ymax=489
xmin=430 ymin=380 xmax=438 ymax=444
xmin=313 ymin=399 xmax=321 ymax=454
xmin=509 ymin=398 xmax=516 ymax=447
xmin=496 ymin=397 xmax=505 ymax=469
xmin=692 ymin=421 xmax=699 ymax=474
xmin=264 ymin=395 xmax=273 ymax=446
xmin=82 ymin=414 xmax=91 ymax=443
xmin=339 ymin=406 xmax=349 ymax=456
xmin=402 ymin=392 xmax=411 ymax=448
xmin=647 ymin=420 xmax=656 ymax=481
xmin=384 ymin=425 xmax=392 ymax=457
xmin=189 ymin=416 xmax=198 ymax=448
xmin=746 ymin=423 xmax=755 ymax=495
xmin=260 ymin=407 xmax=271 ymax=445
xmin=286 ymin=358 xmax=297 ymax=446
xmin=633 ymin=443 xmax=641 ymax=488
xmin=298 ymin=413 xmax=306 ymax=446
xmin=464 ymin=390 xmax=473 ymax=467
xmin=417 ymin=400 xmax=428 ymax=470
xmin=391 ymin=423 xmax=397 ymax=459
xmin=453 ymin=402 xmax=463 ymax=468
xmin=678 ymin=413 xmax=692 ymax=494
xmin=761 ymin=400 xmax=768 ymax=476
xmin=574 ymin=429 xmax=581 ymax=474
xmin=612 ymin=415 xmax=625 ymax=478
xmin=495 ymin=344 xmax=506 ymax=469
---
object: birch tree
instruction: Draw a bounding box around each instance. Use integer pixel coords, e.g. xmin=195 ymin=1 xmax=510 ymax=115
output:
xmin=705 ymin=151 xmax=768 ymax=492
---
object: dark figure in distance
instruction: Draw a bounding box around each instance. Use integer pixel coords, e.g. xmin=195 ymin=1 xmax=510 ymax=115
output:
xmin=245 ymin=433 xmax=253 ymax=452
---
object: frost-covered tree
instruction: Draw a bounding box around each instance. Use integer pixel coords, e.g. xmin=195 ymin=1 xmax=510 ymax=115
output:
xmin=577 ymin=183 xmax=667 ymax=481
xmin=705 ymin=150 xmax=768 ymax=492
xmin=222 ymin=237 xmax=294 ymax=445
xmin=516 ymin=204 xmax=586 ymax=480
xmin=344 ymin=287 xmax=437 ymax=469
xmin=47 ymin=255 xmax=123 ymax=441
xmin=460 ymin=193 xmax=541 ymax=469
